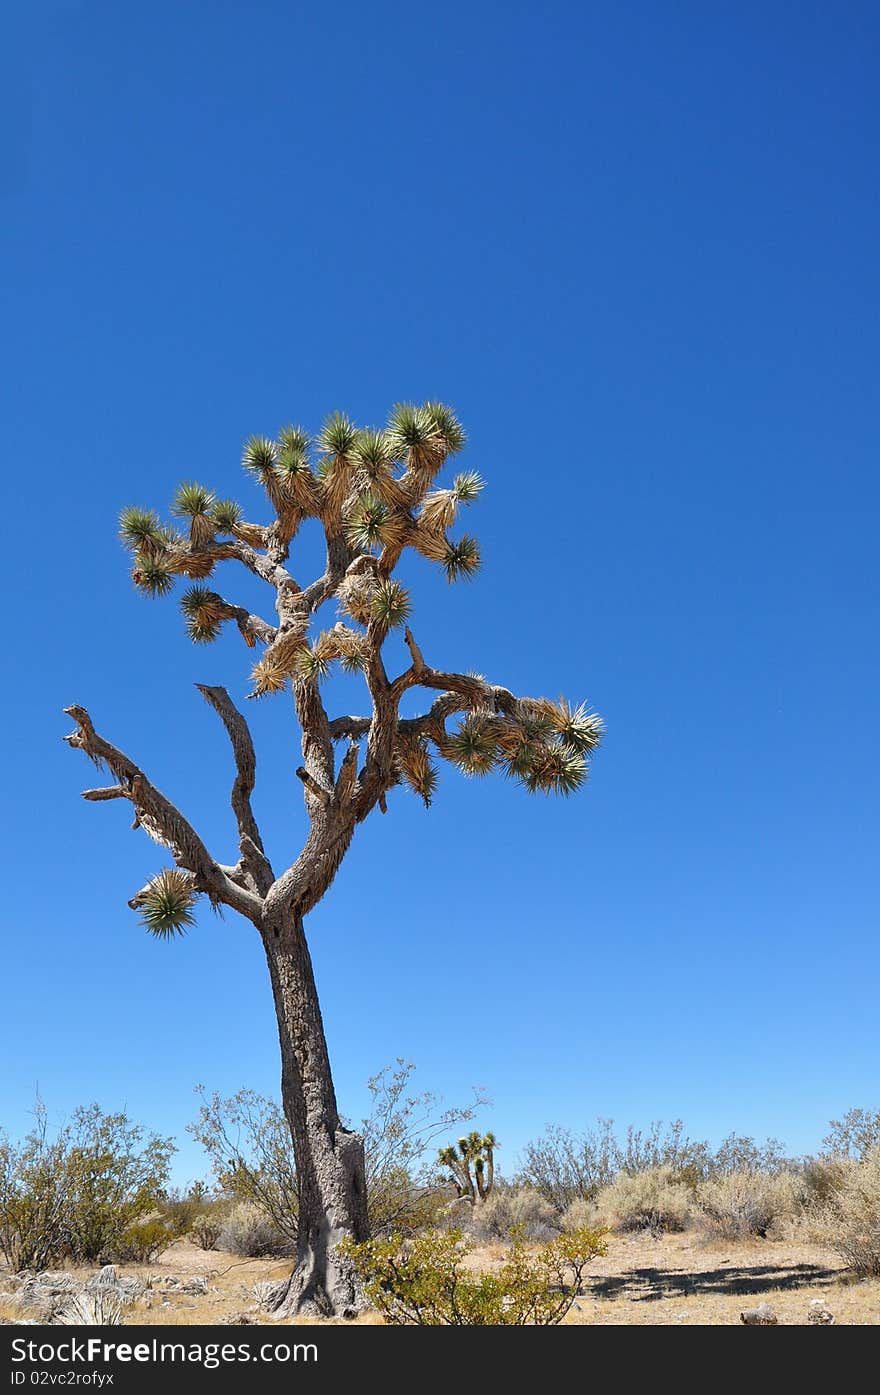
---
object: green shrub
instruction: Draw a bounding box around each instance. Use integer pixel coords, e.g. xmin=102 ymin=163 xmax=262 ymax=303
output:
xmin=112 ymin=1219 xmax=173 ymax=1263
xmin=0 ymin=1102 xmax=174 ymax=1269
xmin=190 ymin=1213 xmax=223 ymax=1251
xmin=595 ymin=1166 xmax=692 ymax=1234
xmin=343 ymin=1225 xmax=608 ymax=1325
xmin=157 ymin=1182 xmax=212 ymax=1237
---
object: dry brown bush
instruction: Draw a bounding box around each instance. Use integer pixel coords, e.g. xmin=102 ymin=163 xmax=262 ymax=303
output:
xmin=811 ymin=1147 xmax=880 ymax=1277
xmin=695 ymin=1169 xmax=803 ymax=1240
xmin=595 ymin=1167 xmax=692 ymax=1234
xmin=467 ymin=1187 xmax=559 ymax=1242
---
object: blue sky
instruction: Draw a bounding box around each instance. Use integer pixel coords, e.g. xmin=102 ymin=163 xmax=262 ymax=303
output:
xmin=2 ymin=1 xmax=878 ymax=1184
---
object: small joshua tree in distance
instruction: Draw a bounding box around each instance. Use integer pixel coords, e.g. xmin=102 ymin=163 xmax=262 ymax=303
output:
xmin=64 ymin=401 xmax=602 ymax=1315
xmin=439 ymin=1132 xmax=498 ymax=1204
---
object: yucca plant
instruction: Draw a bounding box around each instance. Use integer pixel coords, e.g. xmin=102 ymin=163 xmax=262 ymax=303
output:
xmin=443 ymin=533 xmax=481 ymax=582
xmin=66 ymin=398 xmax=602 ymax=1319
xmin=171 ymin=481 xmax=216 ymax=546
xmin=134 ymin=869 xmax=198 ymax=939
xmin=211 ymin=498 xmax=243 ymax=533
xmin=438 ymin=1132 xmax=499 ymax=1203
xmin=119 ymin=507 xmax=164 ymax=554
xmin=370 ymin=578 xmax=411 ymax=631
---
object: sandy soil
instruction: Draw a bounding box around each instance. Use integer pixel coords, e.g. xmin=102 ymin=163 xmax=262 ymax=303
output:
xmin=2 ymin=1233 xmax=878 ymax=1325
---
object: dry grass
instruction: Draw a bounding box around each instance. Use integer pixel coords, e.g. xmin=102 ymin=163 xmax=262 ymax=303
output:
xmin=562 ymin=1229 xmax=880 ymax=1325
xmin=2 ymin=1233 xmax=879 ymax=1326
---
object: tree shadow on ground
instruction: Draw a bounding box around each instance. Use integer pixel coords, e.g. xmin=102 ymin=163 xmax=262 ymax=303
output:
xmin=585 ymin=1262 xmax=839 ymax=1302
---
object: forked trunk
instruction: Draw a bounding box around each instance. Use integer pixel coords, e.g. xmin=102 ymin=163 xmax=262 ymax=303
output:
xmin=263 ymin=914 xmax=369 ymax=1318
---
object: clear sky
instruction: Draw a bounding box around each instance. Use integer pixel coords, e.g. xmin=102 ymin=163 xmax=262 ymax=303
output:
xmin=2 ymin=1 xmax=878 ymax=1184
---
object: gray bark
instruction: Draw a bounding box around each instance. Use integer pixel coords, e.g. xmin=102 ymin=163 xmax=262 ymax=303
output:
xmin=263 ymin=914 xmax=369 ymax=1318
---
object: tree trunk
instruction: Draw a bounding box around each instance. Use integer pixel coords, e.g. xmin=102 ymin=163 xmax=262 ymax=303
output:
xmin=262 ymin=914 xmax=369 ymax=1318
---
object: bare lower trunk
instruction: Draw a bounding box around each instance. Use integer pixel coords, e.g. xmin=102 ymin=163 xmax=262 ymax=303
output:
xmin=263 ymin=914 xmax=369 ymax=1318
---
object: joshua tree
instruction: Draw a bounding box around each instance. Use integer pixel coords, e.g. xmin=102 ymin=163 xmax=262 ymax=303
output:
xmin=63 ymin=402 xmax=602 ymax=1316
xmin=439 ymin=1132 xmax=498 ymax=1204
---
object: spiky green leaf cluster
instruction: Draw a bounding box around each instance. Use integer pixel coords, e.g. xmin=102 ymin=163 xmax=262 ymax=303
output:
xmin=386 ymin=402 xmax=434 ymax=455
xmin=131 ymin=552 xmax=174 ymax=597
xmin=452 ymin=470 xmax=483 ymax=504
xmin=424 ymin=401 xmax=466 ymax=455
xmin=541 ymin=698 xmax=604 ymax=754
xmin=521 ymin=741 xmax=588 ymax=797
xmin=332 ymin=626 xmax=371 ymax=673
xmin=318 ymin=410 xmax=359 ymax=460
xmin=242 ymin=435 xmax=278 ymax=479
xmin=171 ymin=481 xmax=216 ymax=546
xmin=277 ymin=424 xmax=312 ymax=479
xmin=443 ymin=534 xmax=481 ymax=582
xmin=355 ymin=428 xmax=398 ymax=470
xmin=345 ymin=493 xmax=394 ymax=551
xmin=445 ymin=716 xmax=497 ymax=776
xmin=371 ymin=579 xmax=411 ymax=630
xmin=295 ymin=644 xmax=332 ymax=682
xmin=386 ymin=401 xmax=466 ymax=464
xmin=180 ymin=586 xmax=225 ymax=643
xmin=137 ymin=869 xmax=197 ymax=939
xmin=172 ymin=481 xmax=215 ymax=519
xmin=119 ymin=507 xmax=164 ymax=553
xmin=211 ymin=498 xmax=243 ymax=532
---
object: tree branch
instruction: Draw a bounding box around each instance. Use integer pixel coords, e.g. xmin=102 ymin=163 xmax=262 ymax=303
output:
xmin=195 ymin=685 xmax=274 ymax=895
xmin=295 ymin=767 xmax=331 ymax=806
xmin=402 ymin=626 xmax=426 ymax=673
xmin=334 ymin=745 xmax=360 ymax=803
xmin=64 ymin=705 xmax=263 ymax=924
xmin=327 ymin=715 xmax=372 ymax=742
xmin=81 ymin=785 xmax=129 ymax=802
xmin=292 ymin=676 xmax=335 ymax=803
xmin=212 ymin=599 xmax=277 ymax=649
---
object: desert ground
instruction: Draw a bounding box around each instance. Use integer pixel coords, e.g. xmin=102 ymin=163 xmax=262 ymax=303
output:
xmin=3 ymin=1232 xmax=878 ymax=1326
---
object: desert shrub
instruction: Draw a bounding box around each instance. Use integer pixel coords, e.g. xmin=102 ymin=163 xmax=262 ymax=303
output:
xmin=467 ymin=1187 xmax=559 ymax=1242
xmin=560 ymin=1197 xmax=599 ymax=1232
xmin=801 ymin=1154 xmax=853 ymax=1206
xmin=191 ymin=1061 xmax=486 ymax=1242
xmin=814 ymin=1147 xmax=880 ymax=1276
xmin=361 ymin=1063 xmax=488 ymax=1234
xmin=111 ymin=1219 xmax=173 ymax=1263
xmin=55 ymin=1291 xmax=125 ymax=1326
xmin=190 ymin=1088 xmax=299 ymax=1245
xmin=617 ymin=1120 xmax=713 ymax=1180
xmin=218 ymin=1202 xmax=294 ymax=1258
xmin=518 ymin=1119 xmax=792 ymax=1211
xmin=343 ymin=1225 xmax=608 ymax=1325
xmin=595 ymin=1166 xmax=692 ymax=1234
xmin=710 ymin=1134 xmax=790 ymax=1176
xmin=0 ymin=1102 xmax=174 ymax=1270
xmin=157 ymin=1181 xmax=213 ymax=1237
xmin=517 ymin=1122 xmax=619 ymax=1209
xmin=823 ymin=1107 xmax=880 ymax=1163
xmin=190 ymin=1213 xmax=224 ymax=1251
xmin=696 ymin=1170 xmax=803 ymax=1240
